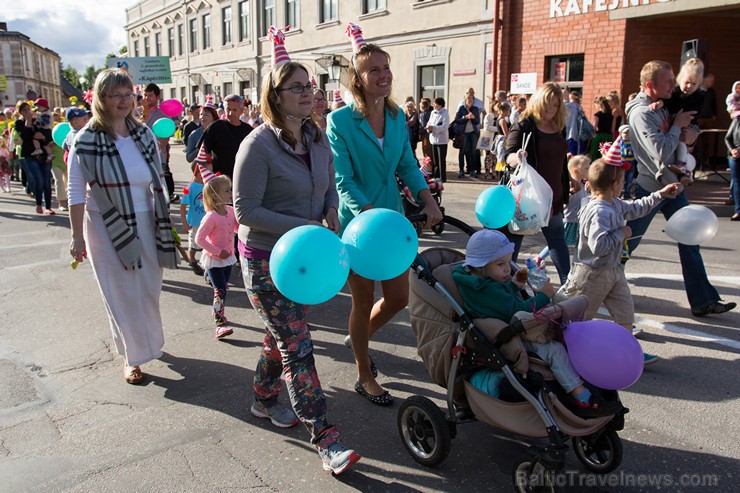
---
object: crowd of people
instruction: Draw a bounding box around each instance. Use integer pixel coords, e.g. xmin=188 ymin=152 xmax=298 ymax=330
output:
xmin=2 ymin=21 xmax=739 ymax=477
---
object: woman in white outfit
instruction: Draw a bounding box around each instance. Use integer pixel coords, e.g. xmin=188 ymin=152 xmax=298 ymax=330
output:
xmin=67 ymin=69 xmax=177 ymax=384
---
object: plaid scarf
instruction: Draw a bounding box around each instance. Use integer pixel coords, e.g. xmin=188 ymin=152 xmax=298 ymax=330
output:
xmin=74 ymin=120 xmax=177 ymax=270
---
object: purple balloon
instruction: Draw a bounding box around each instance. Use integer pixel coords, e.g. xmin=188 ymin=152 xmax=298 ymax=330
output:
xmin=160 ymin=99 xmax=184 ymax=117
xmin=563 ymin=320 xmax=644 ymax=390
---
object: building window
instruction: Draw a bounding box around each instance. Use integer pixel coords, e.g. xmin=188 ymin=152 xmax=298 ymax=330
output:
xmin=155 ymin=32 xmax=162 ymax=56
xmin=202 ymin=14 xmax=211 ymax=50
xmin=178 ymin=24 xmax=184 ymax=56
xmin=222 ymin=7 xmax=232 ymax=45
xmin=168 ymin=28 xmax=175 ymax=55
xmin=204 ymin=83 xmax=213 ymax=97
xmin=133 ymin=40 xmax=139 ymax=57
xmin=190 ymin=19 xmax=198 ymax=52
xmin=419 ymin=64 xmax=445 ymax=100
xmin=143 ymin=36 xmax=150 ymax=56
xmin=238 ymin=1 xmax=250 ymax=42
xmin=262 ymin=0 xmax=275 ymax=37
xmin=320 ymin=0 xmax=338 ymax=23
xmin=170 ymin=88 xmax=176 ymax=99
xmin=181 ymin=86 xmax=187 ymax=103
xmin=239 ymin=80 xmax=251 ymax=100
xmin=286 ymin=0 xmax=300 ymax=29
xmin=223 ymin=82 xmax=233 ymax=96
xmin=546 ymin=54 xmax=584 ymax=90
xmin=362 ymin=0 xmax=386 ymax=14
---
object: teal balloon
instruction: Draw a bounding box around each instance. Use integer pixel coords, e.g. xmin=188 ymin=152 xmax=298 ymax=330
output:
xmin=475 ymin=185 xmax=516 ymax=229
xmin=52 ymin=122 xmax=71 ymax=147
xmin=269 ymin=225 xmax=349 ymax=305
xmin=341 ymin=208 xmax=419 ymax=281
xmin=152 ymin=118 xmax=176 ymax=138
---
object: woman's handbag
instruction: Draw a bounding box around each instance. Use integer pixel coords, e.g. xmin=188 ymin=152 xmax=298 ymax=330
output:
xmin=452 ymin=133 xmax=464 ymax=149
xmin=507 ymin=133 xmax=554 ymax=234
xmin=477 ymin=130 xmax=495 ymax=151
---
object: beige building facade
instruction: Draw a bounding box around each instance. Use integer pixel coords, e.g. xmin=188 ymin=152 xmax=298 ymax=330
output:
xmin=0 ymin=24 xmax=62 ymax=109
xmin=125 ymin=0 xmax=495 ymax=108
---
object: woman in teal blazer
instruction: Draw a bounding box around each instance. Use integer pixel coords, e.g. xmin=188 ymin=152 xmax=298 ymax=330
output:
xmin=327 ymin=43 xmax=442 ymax=406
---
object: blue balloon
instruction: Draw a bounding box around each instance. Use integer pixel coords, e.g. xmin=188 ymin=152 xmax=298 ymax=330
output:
xmin=269 ymin=225 xmax=350 ymax=305
xmin=475 ymin=185 xmax=516 ymax=229
xmin=341 ymin=208 xmax=419 ymax=281
xmin=152 ymin=118 xmax=176 ymax=139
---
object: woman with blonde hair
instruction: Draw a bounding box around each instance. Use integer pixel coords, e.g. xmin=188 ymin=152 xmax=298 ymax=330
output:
xmin=67 ymin=68 xmax=177 ymax=384
xmin=503 ymin=81 xmax=572 ymax=283
xmin=327 ymin=25 xmax=442 ymax=407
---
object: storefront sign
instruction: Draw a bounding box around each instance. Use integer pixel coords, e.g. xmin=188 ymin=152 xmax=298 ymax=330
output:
xmin=550 ymin=0 xmax=673 ymax=18
xmin=511 ymin=73 xmax=537 ymax=94
xmin=107 ymin=57 xmax=172 ymax=84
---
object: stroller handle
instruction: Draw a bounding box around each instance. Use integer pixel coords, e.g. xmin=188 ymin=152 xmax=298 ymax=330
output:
xmin=407 ymin=213 xmax=477 ymax=236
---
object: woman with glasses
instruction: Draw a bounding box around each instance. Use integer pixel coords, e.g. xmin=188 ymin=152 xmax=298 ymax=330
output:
xmin=326 ymin=36 xmax=442 ymax=407
xmin=67 ymin=69 xmax=177 ymax=384
xmin=313 ymin=88 xmax=329 ymax=130
xmin=233 ymin=58 xmax=360 ymax=474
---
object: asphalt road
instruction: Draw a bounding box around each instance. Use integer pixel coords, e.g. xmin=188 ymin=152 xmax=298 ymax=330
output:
xmin=1 ymin=144 xmax=738 ymax=492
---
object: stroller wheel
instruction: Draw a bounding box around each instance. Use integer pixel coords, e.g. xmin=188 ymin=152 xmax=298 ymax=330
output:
xmin=397 ymin=395 xmax=452 ymax=467
xmin=572 ymin=429 xmax=623 ymax=474
xmin=512 ymin=456 xmax=561 ymax=493
xmin=431 ymin=221 xmax=445 ymax=235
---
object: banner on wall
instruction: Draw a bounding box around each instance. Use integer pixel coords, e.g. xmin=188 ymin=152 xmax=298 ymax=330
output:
xmin=510 ymin=73 xmax=537 ymax=94
xmin=107 ymin=57 xmax=172 ymax=84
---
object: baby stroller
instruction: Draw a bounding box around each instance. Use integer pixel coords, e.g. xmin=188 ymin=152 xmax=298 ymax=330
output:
xmin=398 ymin=216 xmax=627 ymax=491
xmin=396 ymin=169 xmax=444 ymax=237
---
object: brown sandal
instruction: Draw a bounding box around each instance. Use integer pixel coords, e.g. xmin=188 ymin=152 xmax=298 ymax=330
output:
xmin=124 ymin=365 xmax=144 ymax=384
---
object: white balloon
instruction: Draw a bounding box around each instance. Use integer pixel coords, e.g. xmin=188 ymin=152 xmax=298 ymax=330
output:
xmin=664 ymin=205 xmax=718 ymax=246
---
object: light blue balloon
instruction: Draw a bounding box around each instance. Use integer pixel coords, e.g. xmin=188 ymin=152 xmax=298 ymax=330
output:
xmin=269 ymin=225 xmax=349 ymax=305
xmin=341 ymin=208 xmax=419 ymax=281
xmin=152 ymin=118 xmax=176 ymax=139
xmin=475 ymin=185 xmax=516 ymax=229
xmin=52 ymin=122 xmax=71 ymax=147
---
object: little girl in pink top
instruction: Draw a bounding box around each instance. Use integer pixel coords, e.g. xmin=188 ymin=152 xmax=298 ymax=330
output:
xmin=195 ymin=175 xmax=239 ymax=339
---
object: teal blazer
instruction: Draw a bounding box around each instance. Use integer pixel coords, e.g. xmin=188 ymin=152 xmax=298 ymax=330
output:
xmin=327 ymin=102 xmax=429 ymax=232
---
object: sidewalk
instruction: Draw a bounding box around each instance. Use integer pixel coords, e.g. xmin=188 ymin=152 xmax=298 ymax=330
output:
xmin=685 ymin=168 xmax=734 ymax=214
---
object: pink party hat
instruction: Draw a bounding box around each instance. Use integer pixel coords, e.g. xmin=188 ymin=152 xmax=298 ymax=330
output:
xmin=346 ymin=23 xmax=367 ymax=53
xmin=203 ymin=94 xmax=216 ymax=110
xmin=268 ymin=26 xmax=291 ymax=67
xmin=333 ymin=90 xmax=344 ymax=104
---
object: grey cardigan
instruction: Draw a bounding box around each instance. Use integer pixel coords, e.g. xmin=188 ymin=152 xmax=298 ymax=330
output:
xmin=233 ymin=122 xmax=339 ymax=251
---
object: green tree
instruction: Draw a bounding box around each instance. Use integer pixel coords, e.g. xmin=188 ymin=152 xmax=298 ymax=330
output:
xmin=81 ymin=64 xmax=103 ymax=91
xmin=61 ymin=64 xmax=82 ymax=90
xmin=119 ymin=45 xmax=128 ymax=56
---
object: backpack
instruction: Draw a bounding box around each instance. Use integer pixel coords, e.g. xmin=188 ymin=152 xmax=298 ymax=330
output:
xmin=577 ymin=113 xmax=595 ymax=142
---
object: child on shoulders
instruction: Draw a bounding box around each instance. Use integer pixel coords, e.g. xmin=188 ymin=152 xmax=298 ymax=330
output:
xmin=452 ymin=229 xmax=620 ymax=417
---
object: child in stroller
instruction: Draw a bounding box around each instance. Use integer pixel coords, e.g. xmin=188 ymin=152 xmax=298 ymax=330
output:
xmin=452 ymin=229 xmax=621 ymax=418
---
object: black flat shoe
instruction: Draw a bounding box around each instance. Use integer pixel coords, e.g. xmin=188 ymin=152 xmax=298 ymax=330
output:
xmin=354 ymin=380 xmax=393 ymax=406
xmin=691 ymin=301 xmax=737 ymax=317
xmin=343 ymin=335 xmax=378 ymax=378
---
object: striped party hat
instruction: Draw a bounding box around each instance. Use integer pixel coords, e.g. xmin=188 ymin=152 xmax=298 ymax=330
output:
xmin=269 ymin=26 xmax=291 ymax=67
xmin=346 ymin=23 xmax=367 ymax=53
xmin=601 ymin=137 xmax=629 ymax=169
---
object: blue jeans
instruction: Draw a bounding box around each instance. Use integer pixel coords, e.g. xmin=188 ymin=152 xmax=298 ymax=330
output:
xmin=459 ymin=132 xmax=480 ymax=174
xmin=19 ymin=158 xmax=34 ymax=195
xmin=207 ymin=264 xmax=233 ymax=325
xmin=523 ymin=340 xmax=582 ymax=393
xmin=729 ymin=158 xmax=740 ymax=214
xmin=626 ymin=183 xmax=719 ymax=310
xmin=623 ymin=163 xmax=635 ymax=198
xmin=503 ymin=213 xmax=571 ymax=284
xmin=26 ymin=158 xmax=52 ymax=208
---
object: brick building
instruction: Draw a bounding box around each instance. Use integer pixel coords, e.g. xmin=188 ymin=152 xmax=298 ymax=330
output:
xmin=493 ymin=0 xmax=740 ymax=130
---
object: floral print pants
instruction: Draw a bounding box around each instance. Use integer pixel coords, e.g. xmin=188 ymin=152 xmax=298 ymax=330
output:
xmin=242 ymin=257 xmax=339 ymax=449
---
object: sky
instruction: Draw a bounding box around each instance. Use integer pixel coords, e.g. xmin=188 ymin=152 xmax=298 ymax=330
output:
xmin=4 ymin=0 xmax=132 ymax=73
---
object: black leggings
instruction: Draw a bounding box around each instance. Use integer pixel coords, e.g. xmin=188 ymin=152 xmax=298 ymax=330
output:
xmin=432 ymin=144 xmax=448 ymax=182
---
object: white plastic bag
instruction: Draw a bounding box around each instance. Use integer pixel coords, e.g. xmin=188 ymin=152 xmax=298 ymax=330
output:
xmin=507 ymin=134 xmax=553 ymax=234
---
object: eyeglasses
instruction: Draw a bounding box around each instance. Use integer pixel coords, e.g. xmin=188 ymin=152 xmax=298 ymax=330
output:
xmin=313 ymin=97 xmax=326 ymax=103
xmin=106 ymin=92 xmax=135 ymax=101
xmin=278 ymin=83 xmax=315 ymax=94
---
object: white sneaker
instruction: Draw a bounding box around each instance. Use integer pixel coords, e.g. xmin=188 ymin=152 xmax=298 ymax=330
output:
xmin=250 ymin=400 xmax=298 ymax=428
xmin=632 ymin=325 xmax=643 ymax=338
